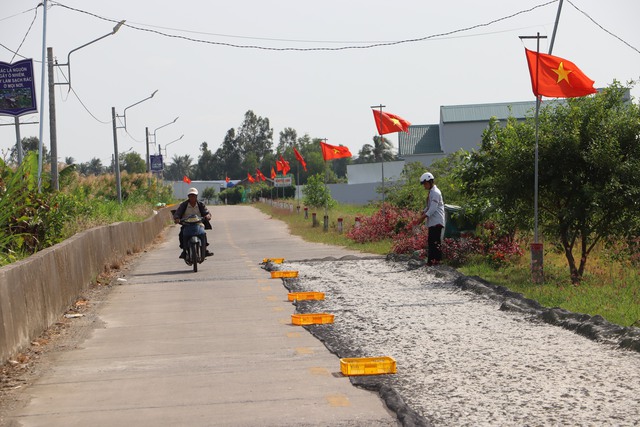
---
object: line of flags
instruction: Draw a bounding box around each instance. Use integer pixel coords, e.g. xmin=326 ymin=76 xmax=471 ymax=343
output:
xmin=190 ymin=48 xmax=596 ymax=185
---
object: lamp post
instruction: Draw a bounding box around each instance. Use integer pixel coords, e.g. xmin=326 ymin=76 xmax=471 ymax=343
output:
xmin=162 ymin=134 xmax=184 ymax=158
xmin=47 ymin=20 xmax=125 ymax=191
xmin=149 ymin=116 xmax=179 ymax=171
xmin=112 ymin=90 xmax=157 ymax=204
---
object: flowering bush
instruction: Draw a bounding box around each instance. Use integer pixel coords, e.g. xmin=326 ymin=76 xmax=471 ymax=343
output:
xmin=346 ymin=203 xmax=419 ymax=244
xmin=441 ymin=237 xmax=483 ymax=266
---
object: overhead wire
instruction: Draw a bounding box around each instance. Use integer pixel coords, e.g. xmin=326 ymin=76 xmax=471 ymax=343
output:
xmin=50 ymin=0 xmax=560 ymax=51
xmin=566 ymin=0 xmax=640 ymax=55
xmin=9 ymin=6 xmax=40 ymax=63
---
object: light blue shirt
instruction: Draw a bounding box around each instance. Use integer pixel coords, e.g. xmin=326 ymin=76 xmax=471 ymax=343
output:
xmin=423 ymin=184 xmax=445 ymax=227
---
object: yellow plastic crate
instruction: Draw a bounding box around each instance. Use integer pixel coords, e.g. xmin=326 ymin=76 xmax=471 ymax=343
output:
xmin=262 ymin=258 xmax=284 ymax=264
xmin=270 ymin=270 xmax=298 ymax=279
xmin=288 ymin=291 xmax=325 ymax=302
xmin=340 ymin=357 xmax=397 ymax=376
xmin=291 ymin=313 xmax=334 ymax=325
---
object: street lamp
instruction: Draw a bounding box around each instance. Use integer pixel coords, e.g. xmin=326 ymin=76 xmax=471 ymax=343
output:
xmin=162 ymin=134 xmax=184 ymax=158
xmin=46 ymin=20 xmax=126 ymax=190
xmin=148 ymin=116 xmax=179 ymax=172
xmin=112 ymin=90 xmax=157 ymax=204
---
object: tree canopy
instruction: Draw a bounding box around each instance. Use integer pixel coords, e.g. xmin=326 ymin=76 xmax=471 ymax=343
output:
xmin=460 ymin=82 xmax=640 ymax=282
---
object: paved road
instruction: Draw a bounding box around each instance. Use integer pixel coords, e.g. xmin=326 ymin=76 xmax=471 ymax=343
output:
xmin=4 ymin=206 xmax=398 ymax=427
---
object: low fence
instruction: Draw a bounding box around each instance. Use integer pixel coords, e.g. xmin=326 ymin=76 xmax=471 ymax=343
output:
xmin=0 ymin=207 xmax=173 ymax=363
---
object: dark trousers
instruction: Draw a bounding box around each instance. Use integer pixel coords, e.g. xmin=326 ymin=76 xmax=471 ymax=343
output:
xmin=179 ymin=228 xmax=208 ymax=250
xmin=427 ymin=225 xmax=444 ymax=264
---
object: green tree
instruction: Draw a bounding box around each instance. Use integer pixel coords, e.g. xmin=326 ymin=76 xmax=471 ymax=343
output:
xmin=164 ymin=154 xmax=194 ymax=181
xmin=237 ymin=110 xmax=273 ymax=163
xmin=195 ymin=142 xmax=218 ymax=180
xmin=79 ymin=158 xmax=105 ymax=176
xmin=460 ymin=82 xmax=640 ymax=283
xmin=302 ymin=173 xmax=336 ymax=209
xmin=9 ymin=136 xmax=49 ymax=164
xmin=355 ymin=135 xmax=394 ymax=164
xmin=121 ymin=152 xmax=146 ymax=174
xmin=277 ymin=127 xmax=297 ymax=154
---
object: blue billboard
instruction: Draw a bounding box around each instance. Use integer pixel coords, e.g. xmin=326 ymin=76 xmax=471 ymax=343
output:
xmin=0 ymin=59 xmax=37 ymax=117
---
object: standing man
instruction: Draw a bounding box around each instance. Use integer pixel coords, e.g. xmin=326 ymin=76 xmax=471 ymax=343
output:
xmin=415 ymin=172 xmax=445 ymax=266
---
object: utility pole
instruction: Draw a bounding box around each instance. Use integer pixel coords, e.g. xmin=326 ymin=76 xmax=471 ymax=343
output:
xmin=111 ymin=107 xmax=122 ymax=203
xmin=145 ymin=127 xmax=150 ymax=172
xmin=47 ymin=47 xmax=58 ymax=190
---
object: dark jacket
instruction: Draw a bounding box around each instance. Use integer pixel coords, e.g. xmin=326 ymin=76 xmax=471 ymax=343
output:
xmin=173 ymin=200 xmax=212 ymax=230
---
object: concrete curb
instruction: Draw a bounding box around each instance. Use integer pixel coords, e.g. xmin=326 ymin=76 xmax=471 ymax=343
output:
xmin=0 ymin=207 xmax=173 ymax=362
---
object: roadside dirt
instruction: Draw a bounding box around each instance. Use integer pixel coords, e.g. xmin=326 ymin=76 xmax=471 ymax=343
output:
xmin=0 ymin=234 xmax=166 ymax=426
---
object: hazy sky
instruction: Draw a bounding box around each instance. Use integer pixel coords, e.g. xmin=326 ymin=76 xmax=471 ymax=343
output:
xmin=1 ymin=0 xmax=639 ymax=170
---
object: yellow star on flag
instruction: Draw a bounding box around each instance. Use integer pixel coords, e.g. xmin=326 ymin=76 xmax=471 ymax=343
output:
xmin=390 ymin=118 xmax=401 ymax=128
xmin=552 ymin=61 xmax=573 ymax=84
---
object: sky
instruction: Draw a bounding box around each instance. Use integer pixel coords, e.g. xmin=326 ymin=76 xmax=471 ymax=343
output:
xmin=1 ymin=0 xmax=639 ymax=170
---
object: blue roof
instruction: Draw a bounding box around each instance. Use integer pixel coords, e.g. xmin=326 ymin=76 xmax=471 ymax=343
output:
xmin=441 ymin=101 xmax=536 ymax=123
xmin=398 ymin=124 xmax=441 ymax=155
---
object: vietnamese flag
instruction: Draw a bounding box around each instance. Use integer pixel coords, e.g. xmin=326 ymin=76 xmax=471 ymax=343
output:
xmin=182 ymin=175 xmax=191 ymax=184
xmin=320 ymin=141 xmax=352 ymax=161
xmin=271 ymin=166 xmax=276 ymax=180
xmin=225 ymin=176 xmax=230 ymax=183
xmin=256 ymin=169 xmax=266 ymax=181
xmin=276 ymin=160 xmax=283 ymax=172
xmin=293 ymin=147 xmax=307 ymax=171
xmin=524 ymin=48 xmax=597 ymax=98
xmin=247 ymin=173 xmax=255 ymax=183
xmin=372 ymin=110 xmax=411 ymax=135
xmin=279 ymin=155 xmax=290 ymax=176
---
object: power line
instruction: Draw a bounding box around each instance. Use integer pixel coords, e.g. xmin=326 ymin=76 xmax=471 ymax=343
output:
xmin=566 ymin=0 xmax=640 ymax=55
xmin=9 ymin=6 xmax=40 ymax=63
xmin=51 ymin=0 xmax=559 ymax=51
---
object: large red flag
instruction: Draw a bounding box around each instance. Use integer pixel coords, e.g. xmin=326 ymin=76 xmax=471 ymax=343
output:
xmin=524 ymin=48 xmax=597 ymax=98
xmin=320 ymin=141 xmax=352 ymax=161
xmin=276 ymin=160 xmax=283 ymax=172
xmin=270 ymin=166 xmax=276 ymax=180
xmin=280 ymin=155 xmax=290 ymax=176
xmin=293 ymin=147 xmax=307 ymax=171
xmin=182 ymin=175 xmax=191 ymax=184
xmin=247 ymin=172 xmax=255 ymax=183
xmin=256 ymin=169 xmax=266 ymax=181
xmin=372 ymin=110 xmax=411 ymax=135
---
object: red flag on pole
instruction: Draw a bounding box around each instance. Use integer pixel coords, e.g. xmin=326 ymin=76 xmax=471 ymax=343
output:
xmin=225 ymin=176 xmax=230 ymax=183
xmin=271 ymin=166 xmax=276 ymax=180
xmin=320 ymin=141 xmax=352 ymax=161
xmin=524 ymin=48 xmax=597 ymax=98
xmin=247 ymin=173 xmax=255 ymax=183
xmin=293 ymin=147 xmax=307 ymax=171
xmin=372 ymin=110 xmax=411 ymax=135
xmin=276 ymin=160 xmax=283 ymax=172
xmin=280 ymin=155 xmax=290 ymax=176
xmin=256 ymin=169 xmax=266 ymax=181
xmin=183 ymin=175 xmax=191 ymax=184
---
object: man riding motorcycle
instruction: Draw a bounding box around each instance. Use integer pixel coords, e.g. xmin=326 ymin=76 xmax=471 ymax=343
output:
xmin=173 ymin=187 xmax=213 ymax=259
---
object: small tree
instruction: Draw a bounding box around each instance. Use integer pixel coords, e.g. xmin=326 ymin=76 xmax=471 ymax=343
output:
xmin=302 ymin=173 xmax=336 ymax=209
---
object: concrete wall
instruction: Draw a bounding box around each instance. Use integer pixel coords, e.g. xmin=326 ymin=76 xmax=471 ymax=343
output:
xmin=0 ymin=207 xmax=173 ymax=363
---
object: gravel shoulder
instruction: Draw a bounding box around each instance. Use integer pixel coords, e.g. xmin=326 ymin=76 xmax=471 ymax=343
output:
xmin=278 ymin=257 xmax=640 ymax=427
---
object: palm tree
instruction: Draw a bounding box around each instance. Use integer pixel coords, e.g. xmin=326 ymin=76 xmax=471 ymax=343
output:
xmin=165 ymin=154 xmax=193 ymax=181
xmin=356 ymin=136 xmax=395 ymax=164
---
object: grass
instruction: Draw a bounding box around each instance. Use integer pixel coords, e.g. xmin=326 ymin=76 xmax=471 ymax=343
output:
xmin=254 ymin=200 xmax=640 ymax=328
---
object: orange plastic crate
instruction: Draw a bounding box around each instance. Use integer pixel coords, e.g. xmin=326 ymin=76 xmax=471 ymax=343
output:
xmin=262 ymin=258 xmax=284 ymax=264
xmin=288 ymin=291 xmax=325 ymax=302
xmin=291 ymin=313 xmax=334 ymax=325
xmin=340 ymin=357 xmax=397 ymax=376
xmin=270 ymin=270 xmax=298 ymax=279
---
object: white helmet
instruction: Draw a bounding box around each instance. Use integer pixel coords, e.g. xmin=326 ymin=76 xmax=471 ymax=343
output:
xmin=187 ymin=187 xmax=199 ymax=196
xmin=419 ymin=172 xmax=434 ymax=183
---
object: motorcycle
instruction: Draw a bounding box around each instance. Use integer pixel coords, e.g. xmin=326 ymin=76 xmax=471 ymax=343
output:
xmin=179 ymin=215 xmax=207 ymax=272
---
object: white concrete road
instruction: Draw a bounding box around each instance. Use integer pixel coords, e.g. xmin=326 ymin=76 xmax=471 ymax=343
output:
xmin=3 ymin=206 xmax=398 ymax=427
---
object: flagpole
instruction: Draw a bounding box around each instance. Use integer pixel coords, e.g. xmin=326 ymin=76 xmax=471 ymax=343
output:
xmin=519 ymin=32 xmax=547 ymax=284
xmin=371 ymin=104 xmax=386 ymax=205
xmin=322 ymin=138 xmax=329 ymax=232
